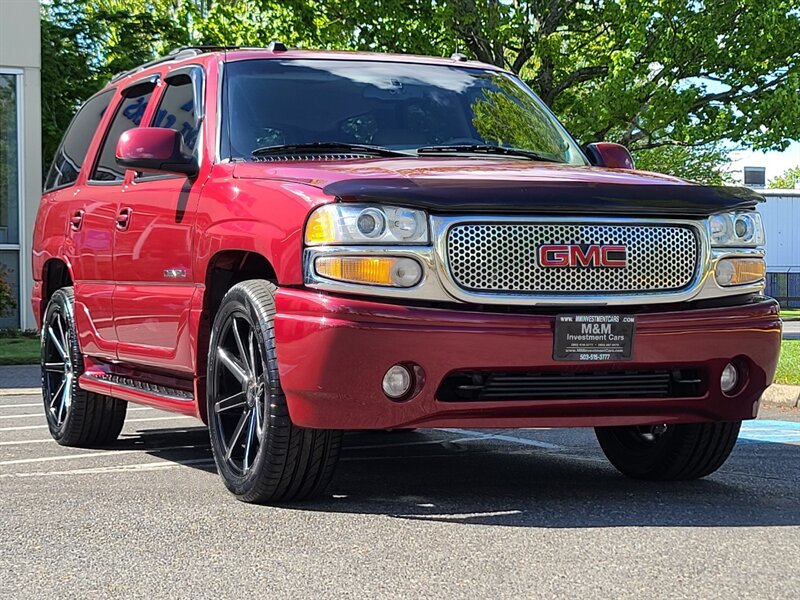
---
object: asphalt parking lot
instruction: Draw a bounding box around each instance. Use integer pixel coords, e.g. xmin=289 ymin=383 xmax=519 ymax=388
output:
xmin=1 ymin=379 xmax=799 ymax=599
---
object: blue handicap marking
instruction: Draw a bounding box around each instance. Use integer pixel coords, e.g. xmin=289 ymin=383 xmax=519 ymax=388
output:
xmin=738 ymin=420 xmax=800 ymax=445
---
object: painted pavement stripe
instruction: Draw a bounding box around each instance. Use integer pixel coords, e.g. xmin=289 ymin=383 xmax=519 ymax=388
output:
xmin=0 ymin=407 xmax=157 ymax=420
xmin=0 ymin=444 xmax=210 ymax=466
xmin=739 ymin=420 xmax=800 ymax=445
xmin=0 ymin=414 xmax=196 ymax=432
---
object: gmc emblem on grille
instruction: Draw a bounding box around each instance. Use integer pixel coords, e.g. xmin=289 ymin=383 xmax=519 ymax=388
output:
xmin=537 ymin=244 xmax=627 ymax=268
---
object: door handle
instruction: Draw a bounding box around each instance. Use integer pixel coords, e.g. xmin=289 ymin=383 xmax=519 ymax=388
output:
xmin=69 ymin=210 xmax=84 ymax=231
xmin=116 ymin=207 xmax=133 ymax=231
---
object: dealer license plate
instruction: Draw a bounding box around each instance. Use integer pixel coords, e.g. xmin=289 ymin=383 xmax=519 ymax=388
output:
xmin=553 ymin=314 xmax=635 ymax=361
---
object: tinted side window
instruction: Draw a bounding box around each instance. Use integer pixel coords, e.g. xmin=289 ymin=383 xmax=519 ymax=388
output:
xmin=90 ymin=84 xmax=154 ymax=182
xmin=44 ymin=89 xmax=114 ymax=191
xmin=153 ymin=73 xmax=201 ymax=152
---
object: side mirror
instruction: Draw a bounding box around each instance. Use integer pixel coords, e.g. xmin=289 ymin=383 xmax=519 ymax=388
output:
xmin=584 ymin=142 xmax=635 ymax=170
xmin=115 ymin=127 xmax=198 ymax=177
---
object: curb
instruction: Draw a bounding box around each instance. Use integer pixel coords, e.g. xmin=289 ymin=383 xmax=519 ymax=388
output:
xmin=762 ymin=384 xmax=800 ymax=408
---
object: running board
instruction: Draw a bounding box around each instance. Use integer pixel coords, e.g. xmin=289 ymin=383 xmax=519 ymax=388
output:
xmin=80 ymin=369 xmax=198 ymax=416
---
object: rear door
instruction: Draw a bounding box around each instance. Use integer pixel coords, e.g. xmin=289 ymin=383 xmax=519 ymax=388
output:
xmin=112 ymin=67 xmax=206 ymax=373
xmin=51 ymin=87 xmax=117 ymax=359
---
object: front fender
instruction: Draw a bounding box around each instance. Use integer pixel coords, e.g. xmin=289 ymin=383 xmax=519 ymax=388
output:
xmin=195 ymin=176 xmax=332 ymax=284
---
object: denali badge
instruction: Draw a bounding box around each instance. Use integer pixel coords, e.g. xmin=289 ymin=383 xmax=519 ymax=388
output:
xmin=538 ymin=244 xmax=627 ymax=268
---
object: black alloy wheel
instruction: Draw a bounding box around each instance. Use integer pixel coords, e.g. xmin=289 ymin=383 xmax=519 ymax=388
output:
xmin=40 ymin=287 xmax=127 ymax=446
xmin=207 ymin=280 xmax=342 ymax=503
xmin=210 ymin=308 xmax=267 ymax=477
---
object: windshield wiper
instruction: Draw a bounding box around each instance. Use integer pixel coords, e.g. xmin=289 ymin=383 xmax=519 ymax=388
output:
xmin=251 ymin=142 xmax=410 ymax=158
xmin=416 ymin=144 xmax=561 ymax=163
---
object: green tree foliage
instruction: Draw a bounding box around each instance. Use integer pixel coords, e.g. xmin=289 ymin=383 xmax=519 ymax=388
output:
xmin=769 ymin=166 xmax=800 ymax=189
xmin=634 ymin=145 xmax=733 ymax=185
xmin=471 ymin=75 xmax=569 ymax=159
xmin=41 ymin=0 xmax=800 ymax=183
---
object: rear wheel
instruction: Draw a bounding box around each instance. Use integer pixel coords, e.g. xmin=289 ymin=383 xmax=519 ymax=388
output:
xmin=207 ymin=280 xmax=342 ymax=503
xmin=41 ymin=287 xmax=127 ymax=447
xmin=595 ymin=421 xmax=741 ymax=480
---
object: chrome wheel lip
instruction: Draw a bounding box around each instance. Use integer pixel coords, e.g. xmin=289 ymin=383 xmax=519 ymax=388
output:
xmin=42 ymin=308 xmax=73 ymax=431
xmin=211 ymin=311 xmax=267 ymax=477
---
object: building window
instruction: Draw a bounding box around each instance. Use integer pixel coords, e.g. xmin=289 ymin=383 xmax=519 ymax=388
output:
xmin=0 ymin=73 xmax=19 ymax=245
xmin=744 ymin=166 xmax=766 ymax=188
xmin=0 ymin=71 xmax=20 ymax=328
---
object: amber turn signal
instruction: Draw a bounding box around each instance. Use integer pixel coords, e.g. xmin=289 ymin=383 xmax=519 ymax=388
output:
xmin=314 ymin=256 xmax=422 ymax=287
xmin=305 ymin=209 xmax=336 ymax=245
xmin=714 ymin=257 xmax=766 ymax=287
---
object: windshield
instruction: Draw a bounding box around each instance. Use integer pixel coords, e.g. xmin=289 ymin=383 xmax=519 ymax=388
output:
xmin=222 ymin=59 xmax=587 ymax=165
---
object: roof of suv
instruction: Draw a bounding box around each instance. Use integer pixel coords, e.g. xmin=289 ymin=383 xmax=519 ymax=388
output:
xmin=110 ymin=45 xmax=505 ymax=84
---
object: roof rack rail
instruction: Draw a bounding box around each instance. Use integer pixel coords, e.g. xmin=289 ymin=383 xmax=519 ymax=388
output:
xmin=109 ymin=45 xmax=246 ymax=84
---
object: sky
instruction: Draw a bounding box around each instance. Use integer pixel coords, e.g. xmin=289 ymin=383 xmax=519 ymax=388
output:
xmin=726 ymin=142 xmax=800 ymax=187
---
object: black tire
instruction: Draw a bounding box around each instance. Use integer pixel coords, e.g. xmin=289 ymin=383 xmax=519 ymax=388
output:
xmin=595 ymin=421 xmax=741 ymax=480
xmin=206 ymin=280 xmax=343 ymax=504
xmin=41 ymin=287 xmax=127 ymax=447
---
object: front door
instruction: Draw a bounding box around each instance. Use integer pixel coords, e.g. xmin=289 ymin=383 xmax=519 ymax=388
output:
xmin=113 ymin=68 xmax=205 ymax=373
xmin=69 ymin=85 xmax=155 ymax=361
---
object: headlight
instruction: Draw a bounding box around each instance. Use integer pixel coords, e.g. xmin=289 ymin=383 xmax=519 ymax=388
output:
xmin=305 ymin=204 xmax=429 ymax=245
xmin=709 ymin=211 xmax=765 ymax=247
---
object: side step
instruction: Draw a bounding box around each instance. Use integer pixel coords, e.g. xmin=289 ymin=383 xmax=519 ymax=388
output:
xmin=79 ymin=362 xmax=198 ymax=416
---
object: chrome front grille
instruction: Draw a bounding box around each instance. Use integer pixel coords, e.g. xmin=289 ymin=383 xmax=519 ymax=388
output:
xmin=446 ymin=223 xmax=699 ymax=294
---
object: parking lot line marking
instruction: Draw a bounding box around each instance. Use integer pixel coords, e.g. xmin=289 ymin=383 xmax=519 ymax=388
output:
xmin=0 ymin=444 xmax=210 ymax=466
xmin=0 ymin=407 xmax=156 ymax=420
xmin=0 ymin=415 xmax=196 ymax=432
xmin=0 ymin=388 xmax=41 ymax=397
xmin=0 ymin=457 xmax=216 ymax=478
xmin=0 ymin=403 xmax=44 ymax=409
xmin=345 ymin=439 xmax=464 ymax=451
xmin=437 ymin=428 xmax=563 ymax=449
xmin=0 ymin=438 xmax=57 ymax=446
xmin=739 ymin=419 xmax=800 ymax=445
xmin=395 ymin=509 xmax=523 ymax=520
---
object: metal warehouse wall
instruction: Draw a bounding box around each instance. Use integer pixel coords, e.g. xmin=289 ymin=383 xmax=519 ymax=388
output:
xmin=757 ymin=189 xmax=800 ymax=271
xmin=758 ymin=189 xmax=800 ymax=308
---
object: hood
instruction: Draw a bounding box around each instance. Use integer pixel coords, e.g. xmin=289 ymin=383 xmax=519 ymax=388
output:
xmin=232 ymin=157 xmax=762 ymax=216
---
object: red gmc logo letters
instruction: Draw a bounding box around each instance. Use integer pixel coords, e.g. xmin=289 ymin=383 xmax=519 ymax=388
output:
xmin=538 ymin=244 xmax=627 ymax=268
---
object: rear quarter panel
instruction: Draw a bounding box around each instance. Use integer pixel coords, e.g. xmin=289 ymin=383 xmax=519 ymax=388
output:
xmin=31 ymin=188 xmax=73 ymax=327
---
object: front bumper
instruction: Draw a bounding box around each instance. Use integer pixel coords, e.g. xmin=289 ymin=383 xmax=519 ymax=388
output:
xmin=273 ymin=290 xmax=781 ymax=429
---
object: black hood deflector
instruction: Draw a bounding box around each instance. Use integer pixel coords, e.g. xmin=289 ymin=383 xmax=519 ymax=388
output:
xmin=323 ymin=178 xmax=763 ymax=216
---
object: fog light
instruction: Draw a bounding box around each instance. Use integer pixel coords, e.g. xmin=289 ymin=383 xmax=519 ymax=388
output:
xmin=714 ymin=257 xmax=766 ymax=287
xmin=382 ymin=364 xmax=413 ymax=399
xmin=720 ymin=362 xmax=739 ymax=394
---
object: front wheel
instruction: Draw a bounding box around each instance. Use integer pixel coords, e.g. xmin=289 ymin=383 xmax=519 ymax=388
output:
xmin=206 ymin=280 xmax=342 ymax=504
xmin=595 ymin=421 xmax=741 ymax=480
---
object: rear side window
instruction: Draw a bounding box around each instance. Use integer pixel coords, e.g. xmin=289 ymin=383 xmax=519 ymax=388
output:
xmin=90 ymin=83 xmax=155 ymax=183
xmin=44 ymin=89 xmax=115 ymax=191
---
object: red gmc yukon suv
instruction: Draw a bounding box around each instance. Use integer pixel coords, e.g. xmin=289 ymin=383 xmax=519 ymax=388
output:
xmin=33 ymin=46 xmax=781 ymax=503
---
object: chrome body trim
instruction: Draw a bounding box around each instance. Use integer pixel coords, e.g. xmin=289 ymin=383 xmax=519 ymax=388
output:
xmin=304 ymin=245 xmax=453 ymax=301
xmin=83 ymin=373 xmax=194 ymax=402
xmin=215 ymin=59 xmax=224 ymax=164
xmin=303 ymin=214 xmax=766 ymax=306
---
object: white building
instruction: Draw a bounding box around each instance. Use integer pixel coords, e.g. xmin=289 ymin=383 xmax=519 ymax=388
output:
xmin=0 ymin=0 xmax=40 ymax=329
xmin=757 ymin=189 xmax=800 ymax=308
